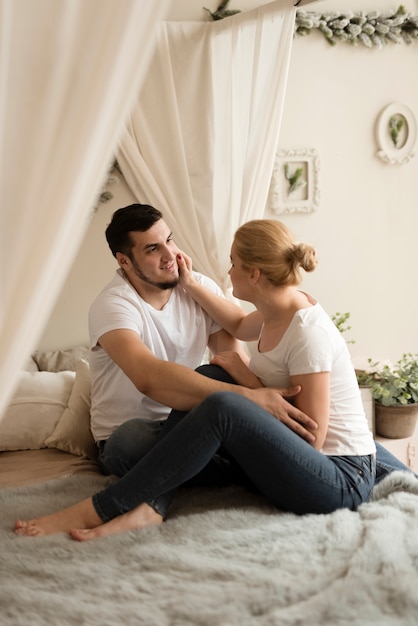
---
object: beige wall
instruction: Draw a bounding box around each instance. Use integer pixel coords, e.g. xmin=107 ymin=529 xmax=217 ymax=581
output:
xmin=38 ymin=175 xmax=136 ymax=350
xmin=39 ymin=0 xmax=418 ymax=369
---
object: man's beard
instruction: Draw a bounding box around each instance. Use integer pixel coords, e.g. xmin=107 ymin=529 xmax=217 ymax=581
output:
xmin=131 ymin=257 xmax=179 ymax=290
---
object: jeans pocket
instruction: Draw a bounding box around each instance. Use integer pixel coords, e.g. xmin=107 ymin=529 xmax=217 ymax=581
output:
xmin=332 ymin=454 xmax=375 ymax=500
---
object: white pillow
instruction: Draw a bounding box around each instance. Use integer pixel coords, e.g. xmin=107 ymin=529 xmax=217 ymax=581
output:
xmin=44 ymin=359 xmax=97 ymax=460
xmin=0 ymin=370 xmax=75 ymax=451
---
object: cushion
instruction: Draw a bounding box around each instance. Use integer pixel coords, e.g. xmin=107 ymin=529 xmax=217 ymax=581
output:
xmin=44 ymin=360 xmax=97 ymax=461
xmin=0 ymin=370 xmax=75 ymax=451
xmin=24 ymin=356 xmax=40 ymax=372
xmin=32 ymin=346 xmax=90 ymax=372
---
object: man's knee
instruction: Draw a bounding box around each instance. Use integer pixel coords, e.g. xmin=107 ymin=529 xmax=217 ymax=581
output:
xmin=100 ymin=418 xmax=162 ymax=476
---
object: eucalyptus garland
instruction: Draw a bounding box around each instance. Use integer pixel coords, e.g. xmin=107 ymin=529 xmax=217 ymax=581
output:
xmin=295 ymin=5 xmax=418 ymax=48
xmin=205 ymin=2 xmax=418 ymax=48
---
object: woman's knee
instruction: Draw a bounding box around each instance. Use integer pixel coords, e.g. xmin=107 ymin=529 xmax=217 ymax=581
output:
xmin=195 ymin=364 xmax=237 ymax=384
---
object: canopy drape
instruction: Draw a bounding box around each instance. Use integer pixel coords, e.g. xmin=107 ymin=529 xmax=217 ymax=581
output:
xmin=0 ymin=0 xmax=170 ymax=420
xmin=117 ymin=0 xmax=297 ymax=290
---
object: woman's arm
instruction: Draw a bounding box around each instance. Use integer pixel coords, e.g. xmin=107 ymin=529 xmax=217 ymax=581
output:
xmin=210 ymin=351 xmax=263 ymax=389
xmin=177 ymin=253 xmax=262 ymax=341
xmin=289 ymin=371 xmax=330 ymax=450
xmin=207 ymin=329 xmax=249 ymax=364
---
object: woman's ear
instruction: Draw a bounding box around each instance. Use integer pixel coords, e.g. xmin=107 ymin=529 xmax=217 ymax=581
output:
xmin=249 ymin=267 xmax=261 ymax=284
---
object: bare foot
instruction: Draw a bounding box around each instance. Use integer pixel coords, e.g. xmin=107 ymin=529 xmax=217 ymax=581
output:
xmin=14 ymin=498 xmax=102 ymax=537
xmin=70 ymin=502 xmax=163 ymax=541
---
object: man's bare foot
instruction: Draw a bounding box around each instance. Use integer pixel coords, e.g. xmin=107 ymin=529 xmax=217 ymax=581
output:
xmin=70 ymin=502 xmax=163 ymax=542
xmin=14 ymin=498 xmax=102 ymax=537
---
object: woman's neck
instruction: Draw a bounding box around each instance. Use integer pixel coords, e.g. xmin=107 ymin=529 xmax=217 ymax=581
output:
xmin=255 ymin=286 xmax=312 ymax=325
xmin=255 ymin=287 xmax=314 ymax=353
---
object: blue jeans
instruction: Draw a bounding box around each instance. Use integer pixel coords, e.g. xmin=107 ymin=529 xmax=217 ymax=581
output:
xmin=192 ymin=365 xmax=414 ymax=484
xmin=374 ymin=441 xmax=414 ymax=483
xmin=95 ymin=364 xmax=413 ymax=521
xmin=92 ymin=390 xmax=376 ymax=522
xmin=99 ymin=365 xmax=413 ymax=485
xmin=97 ymin=418 xmax=165 ymax=477
xmin=97 ymin=372 xmax=249 ymax=517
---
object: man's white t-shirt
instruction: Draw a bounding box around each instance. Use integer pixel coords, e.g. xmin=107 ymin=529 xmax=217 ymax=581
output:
xmin=250 ymin=300 xmax=376 ymax=457
xmin=89 ymin=269 xmax=223 ymax=441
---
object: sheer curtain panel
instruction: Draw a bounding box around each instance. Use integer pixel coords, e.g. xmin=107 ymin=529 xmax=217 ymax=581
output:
xmin=0 ymin=0 xmax=170 ymax=420
xmin=117 ymin=0 xmax=297 ymax=290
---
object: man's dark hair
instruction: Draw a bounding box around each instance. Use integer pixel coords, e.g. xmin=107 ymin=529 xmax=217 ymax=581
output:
xmin=105 ymin=204 xmax=163 ymax=258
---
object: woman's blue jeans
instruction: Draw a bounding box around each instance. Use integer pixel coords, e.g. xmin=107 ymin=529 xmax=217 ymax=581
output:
xmin=92 ymin=390 xmax=376 ymax=522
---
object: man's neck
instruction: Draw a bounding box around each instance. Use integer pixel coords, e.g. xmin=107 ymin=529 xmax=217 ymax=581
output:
xmin=122 ymin=270 xmax=172 ymax=310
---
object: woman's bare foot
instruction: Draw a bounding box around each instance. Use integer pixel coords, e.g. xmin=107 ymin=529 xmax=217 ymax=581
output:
xmin=14 ymin=498 xmax=102 ymax=537
xmin=70 ymin=502 xmax=163 ymax=542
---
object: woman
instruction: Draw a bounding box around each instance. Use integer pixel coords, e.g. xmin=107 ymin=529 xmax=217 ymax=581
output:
xmin=15 ymin=219 xmax=376 ymax=540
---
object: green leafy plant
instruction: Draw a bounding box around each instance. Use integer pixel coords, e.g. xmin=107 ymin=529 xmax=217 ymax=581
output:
xmin=283 ymin=163 xmax=306 ymax=195
xmin=332 ymin=311 xmax=355 ymax=345
xmin=357 ymin=353 xmax=418 ymax=406
xmin=203 ymin=0 xmax=240 ymax=20
xmin=389 ymin=114 xmax=405 ymax=146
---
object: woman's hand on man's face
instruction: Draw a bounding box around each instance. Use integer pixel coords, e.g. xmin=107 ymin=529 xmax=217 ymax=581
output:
xmin=176 ymin=252 xmax=195 ymax=288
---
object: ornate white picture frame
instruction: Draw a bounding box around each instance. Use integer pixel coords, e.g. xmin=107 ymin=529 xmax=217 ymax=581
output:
xmin=376 ymin=103 xmax=416 ymax=165
xmin=269 ymin=148 xmax=320 ymax=215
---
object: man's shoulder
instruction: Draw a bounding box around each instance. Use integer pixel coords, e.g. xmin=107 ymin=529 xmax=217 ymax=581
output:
xmin=191 ymin=271 xmax=223 ymax=295
xmin=89 ymin=271 xmax=138 ymax=314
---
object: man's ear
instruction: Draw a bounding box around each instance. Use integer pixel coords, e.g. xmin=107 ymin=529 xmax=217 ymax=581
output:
xmin=116 ymin=252 xmax=132 ymax=271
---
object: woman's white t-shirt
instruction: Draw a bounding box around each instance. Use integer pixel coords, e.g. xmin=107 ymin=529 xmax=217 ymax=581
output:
xmin=250 ymin=301 xmax=376 ymax=456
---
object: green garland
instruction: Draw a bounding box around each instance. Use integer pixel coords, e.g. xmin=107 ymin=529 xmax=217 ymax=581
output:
xmin=205 ymin=2 xmax=418 ymax=48
xmin=295 ymin=4 xmax=418 ymax=48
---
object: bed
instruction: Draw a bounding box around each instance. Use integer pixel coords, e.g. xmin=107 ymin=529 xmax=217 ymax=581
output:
xmin=1 ymin=347 xmax=418 ymax=626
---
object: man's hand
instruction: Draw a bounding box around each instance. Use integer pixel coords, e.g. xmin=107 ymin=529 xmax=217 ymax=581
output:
xmin=248 ymin=386 xmax=318 ymax=445
xmin=212 ymin=353 xmax=318 ymax=444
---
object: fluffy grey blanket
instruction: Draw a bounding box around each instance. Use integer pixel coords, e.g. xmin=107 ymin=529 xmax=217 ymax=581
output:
xmin=1 ymin=471 xmax=418 ymax=626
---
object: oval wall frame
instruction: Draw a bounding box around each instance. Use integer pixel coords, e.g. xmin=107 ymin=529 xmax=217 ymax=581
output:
xmin=376 ymin=102 xmax=416 ymax=165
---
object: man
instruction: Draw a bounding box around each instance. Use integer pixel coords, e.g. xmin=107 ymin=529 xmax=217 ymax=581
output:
xmin=89 ymin=204 xmax=317 ymax=480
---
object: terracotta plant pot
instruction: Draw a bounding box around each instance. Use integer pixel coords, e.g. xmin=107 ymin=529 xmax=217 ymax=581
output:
xmin=375 ymin=402 xmax=418 ymax=439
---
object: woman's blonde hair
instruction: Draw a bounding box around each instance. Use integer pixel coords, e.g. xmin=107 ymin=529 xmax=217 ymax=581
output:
xmin=233 ymin=219 xmax=317 ymax=287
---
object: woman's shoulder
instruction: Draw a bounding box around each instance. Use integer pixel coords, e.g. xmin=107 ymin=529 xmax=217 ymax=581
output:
xmin=293 ymin=303 xmax=341 ymax=346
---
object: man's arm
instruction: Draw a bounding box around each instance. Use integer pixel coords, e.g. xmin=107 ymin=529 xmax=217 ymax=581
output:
xmin=98 ymin=328 xmax=318 ymax=443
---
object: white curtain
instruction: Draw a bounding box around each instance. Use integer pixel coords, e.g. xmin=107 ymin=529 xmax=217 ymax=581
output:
xmin=0 ymin=0 xmax=171 ymax=420
xmin=117 ymin=0 xmax=297 ymax=290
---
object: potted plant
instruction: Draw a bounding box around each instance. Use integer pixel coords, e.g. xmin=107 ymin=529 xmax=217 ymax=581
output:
xmin=357 ymin=353 xmax=418 ymax=439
